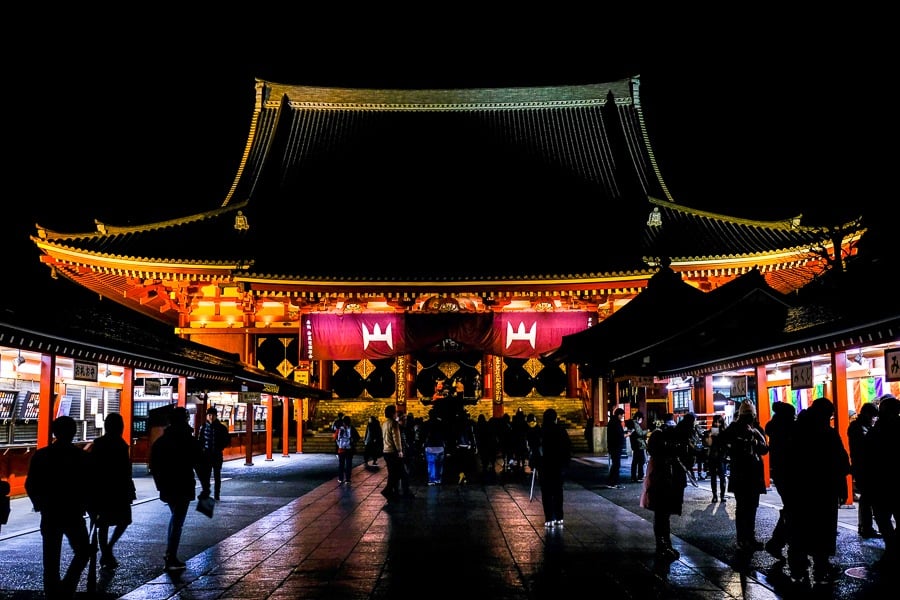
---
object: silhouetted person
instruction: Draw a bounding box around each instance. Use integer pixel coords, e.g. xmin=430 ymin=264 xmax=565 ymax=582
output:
xmin=783 ymin=397 xmax=850 ymax=587
xmin=0 ymin=479 xmax=10 ymax=533
xmin=641 ymin=412 xmax=695 ymax=561
xmin=704 ymin=414 xmax=728 ymax=503
xmin=25 ymin=415 xmax=92 ymax=599
xmin=197 ymin=406 xmax=230 ymax=501
xmin=476 ymin=414 xmax=498 ymax=481
xmin=864 ymin=394 xmax=900 ymax=572
xmin=334 ymin=414 xmax=360 ymax=485
xmin=763 ymin=401 xmax=795 ymax=560
xmin=847 ymin=401 xmax=880 ymax=538
xmin=629 ymin=411 xmax=648 ymax=482
xmin=151 ymin=406 xmax=201 ymax=572
xmin=363 ymin=415 xmax=383 ymax=466
xmin=720 ymin=400 xmax=769 ymax=553
xmin=423 ymin=414 xmax=447 ymax=485
xmin=605 ymin=407 xmax=628 ymax=488
xmin=89 ymin=412 xmax=136 ymax=570
xmin=535 ymin=408 xmax=572 ymax=528
xmin=380 ymin=404 xmax=413 ymax=499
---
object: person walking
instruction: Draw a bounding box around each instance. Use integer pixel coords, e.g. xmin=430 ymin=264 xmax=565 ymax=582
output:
xmin=847 ymin=401 xmax=880 ymax=538
xmin=783 ymin=397 xmax=851 ymax=587
xmin=640 ymin=412 xmax=696 ymax=560
xmin=197 ymin=406 xmax=230 ymax=501
xmin=864 ymin=394 xmax=900 ymax=572
xmin=150 ymin=406 xmax=202 ymax=572
xmin=535 ymin=408 xmax=572 ymax=528
xmin=629 ymin=411 xmax=648 ymax=482
xmin=605 ymin=407 xmax=629 ymax=489
xmin=719 ymin=400 xmax=769 ymax=554
xmin=25 ymin=415 xmax=92 ymax=599
xmin=763 ymin=401 xmax=795 ymax=560
xmin=380 ymin=405 xmax=413 ymax=499
xmin=705 ymin=414 xmax=728 ymax=503
xmin=88 ymin=412 xmax=136 ymax=570
xmin=363 ymin=415 xmax=383 ymax=467
xmin=422 ymin=414 xmax=447 ymax=485
xmin=334 ymin=414 xmax=360 ymax=485
xmin=450 ymin=412 xmax=478 ymax=485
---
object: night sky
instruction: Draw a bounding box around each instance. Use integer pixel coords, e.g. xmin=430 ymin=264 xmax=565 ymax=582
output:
xmin=7 ymin=14 xmax=891 ymax=296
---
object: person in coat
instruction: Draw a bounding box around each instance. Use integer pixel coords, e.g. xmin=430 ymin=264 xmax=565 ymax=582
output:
xmin=641 ymin=412 xmax=695 ymax=561
xmin=150 ymin=406 xmax=202 ymax=572
xmin=363 ymin=415 xmax=383 ymax=467
xmin=782 ymin=397 xmax=851 ymax=586
xmin=605 ymin=407 xmax=629 ymax=488
xmin=763 ymin=401 xmax=795 ymax=560
xmin=89 ymin=412 xmax=136 ymax=570
xmin=535 ymin=408 xmax=572 ymax=528
xmin=847 ymin=401 xmax=880 ymax=538
xmin=628 ymin=411 xmax=649 ymax=483
xmin=197 ymin=406 xmax=230 ymax=501
xmin=720 ymin=400 xmax=769 ymax=553
xmin=25 ymin=415 xmax=92 ymax=599
xmin=863 ymin=394 xmax=900 ymax=572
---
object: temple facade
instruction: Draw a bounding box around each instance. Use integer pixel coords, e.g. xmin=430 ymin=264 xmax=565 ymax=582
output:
xmin=31 ymin=76 xmax=865 ymax=433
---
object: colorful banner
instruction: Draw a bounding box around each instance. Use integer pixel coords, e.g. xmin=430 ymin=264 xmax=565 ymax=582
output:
xmin=301 ymin=312 xmax=593 ymax=360
xmin=493 ymin=312 xmax=593 ymax=358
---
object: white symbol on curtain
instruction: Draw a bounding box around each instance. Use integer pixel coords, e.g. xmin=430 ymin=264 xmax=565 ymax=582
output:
xmin=362 ymin=323 xmax=393 ymax=349
xmin=506 ymin=321 xmax=537 ymax=349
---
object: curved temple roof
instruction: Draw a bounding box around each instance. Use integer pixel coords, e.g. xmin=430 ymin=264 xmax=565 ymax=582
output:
xmin=32 ymin=75 xmax=863 ymax=326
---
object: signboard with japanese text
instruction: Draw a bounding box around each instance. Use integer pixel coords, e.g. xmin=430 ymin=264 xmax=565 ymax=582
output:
xmin=239 ymin=392 xmax=261 ymax=404
xmin=134 ymin=386 xmax=173 ymax=400
xmin=73 ymin=360 xmax=98 ymax=382
xmin=886 ymin=349 xmax=900 ymax=382
xmin=20 ymin=392 xmax=39 ymax=420
xmin=791 ymin=362 xmax=814 ymax=390
xmin=0 ymin=391 xmax=17 ymax=420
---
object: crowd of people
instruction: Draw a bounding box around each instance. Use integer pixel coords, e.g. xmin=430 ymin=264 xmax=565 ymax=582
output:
xmin=631 ymin=393 xmax=899 ymax=588
xmin=22 ymin=390 xmax=898 ymax=597
xmin=23 ymin=404 xmax=240 ymax=598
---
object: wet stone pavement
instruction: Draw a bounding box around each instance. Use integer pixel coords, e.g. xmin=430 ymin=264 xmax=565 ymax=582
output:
xmin=0 ymin=452 xmax=894 ymax=599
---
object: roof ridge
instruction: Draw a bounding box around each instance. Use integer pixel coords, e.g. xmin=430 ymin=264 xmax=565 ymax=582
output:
xmin=35 ymin=200 xmax=249 ymax=240
xmin=258 ymin=77 xmax=638 ymax=108
xmin=649 ymin=196 xmax=820 ymax=231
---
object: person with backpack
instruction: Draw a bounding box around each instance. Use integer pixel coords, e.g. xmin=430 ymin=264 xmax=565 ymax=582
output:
xmin=334 ymin=415 xmax=360 ymax=485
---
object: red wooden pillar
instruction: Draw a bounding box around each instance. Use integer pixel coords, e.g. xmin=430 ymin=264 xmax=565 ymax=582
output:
xmin=296 ymin=398 xmax=305 ymax=453
xmin=265 ymin=395 xmax=274 ymax=461
xmin=831 ymin=350 xmax=853 ymax=506
xmin=38 ymin=353 xmax=56 ymax=448
xmin=756 ymin=364 xmax=771 ymax=488
xmin=120 ymin=370 xmax=135 ymax=450
xmin=244 ymin=399 xmax=254 ymax=466
xmin=282 ymin=396 xmax=290 ymax=457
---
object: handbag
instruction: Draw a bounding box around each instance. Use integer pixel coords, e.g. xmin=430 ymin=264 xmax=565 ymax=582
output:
xmin=196 ymin=494 xmax=215 ymax=518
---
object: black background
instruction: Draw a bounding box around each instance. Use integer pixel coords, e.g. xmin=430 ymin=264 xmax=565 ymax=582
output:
xmin=7 ymin=12 xmax=891 ymax=299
